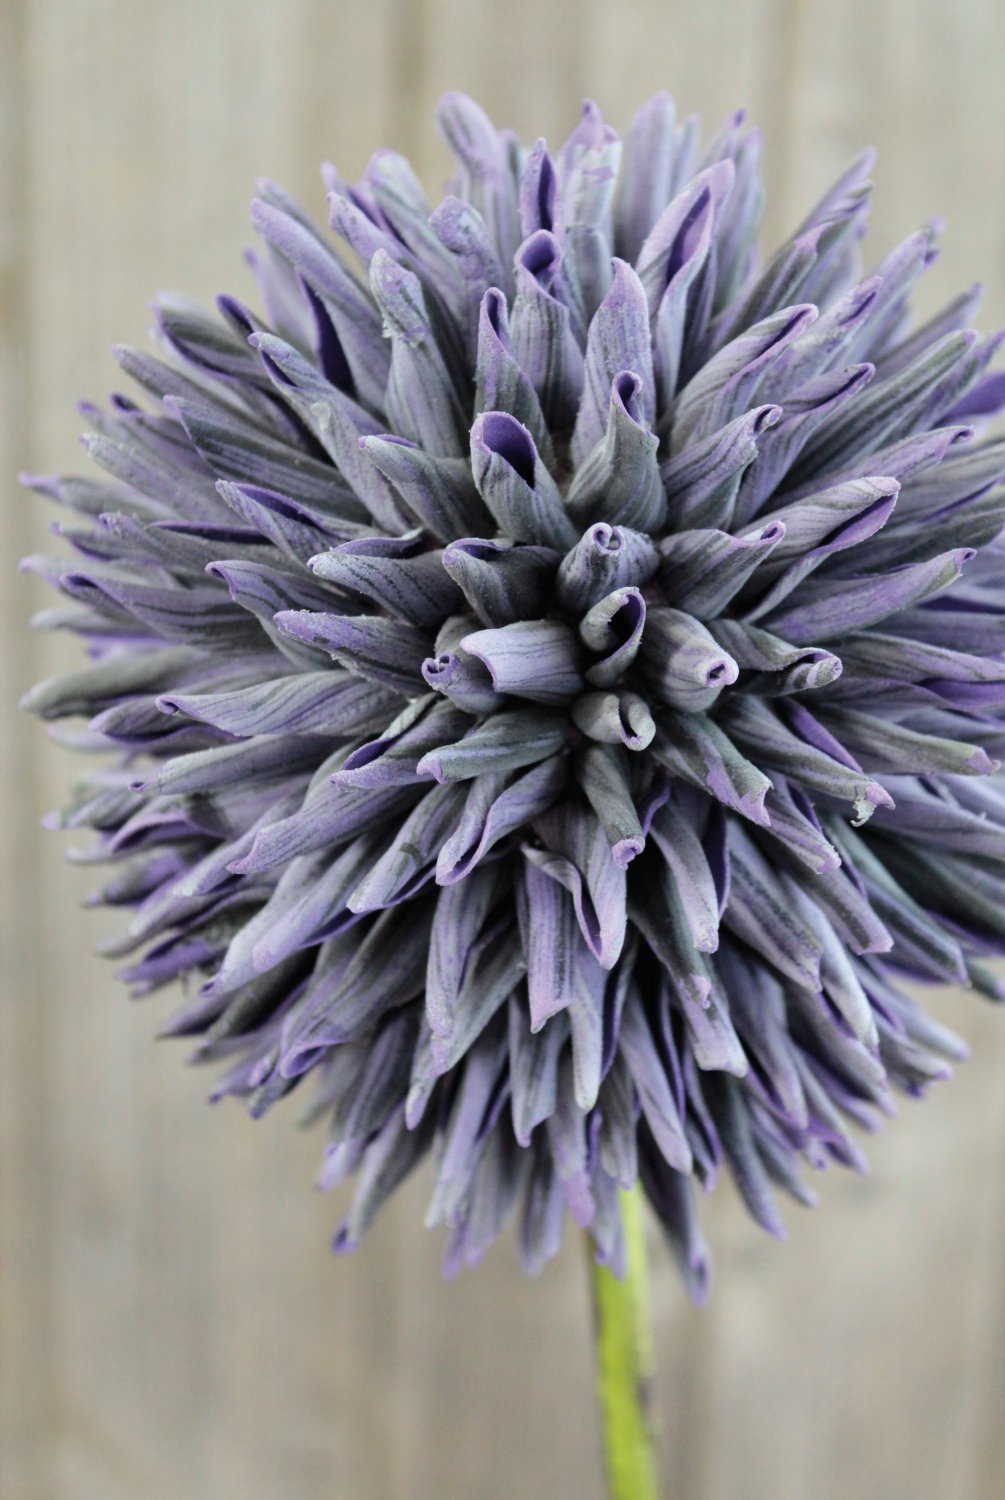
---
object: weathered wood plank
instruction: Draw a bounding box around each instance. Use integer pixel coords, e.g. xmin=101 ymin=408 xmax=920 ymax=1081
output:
xmin=11 ymin=5 xmax=404 ymax=1500
xmin=680 ymin=3 xmax=1005 ymax=1495
xmin=0 ymin=2 xmax=57 ymax=1496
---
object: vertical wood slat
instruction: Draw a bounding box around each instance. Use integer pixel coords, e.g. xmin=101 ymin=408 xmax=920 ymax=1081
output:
xmin=4 ymin=3 xmax=1005 ymax=1498
xmin=9 ymin=5 xmax=406 ymax=1499
xmin=381 ymin=16 xmax=606 ymax=1500
xmin=689 ymin=5 xmax=1005 ymax=1498
xmin=0 ymin=1 xmax=56 ymax=1497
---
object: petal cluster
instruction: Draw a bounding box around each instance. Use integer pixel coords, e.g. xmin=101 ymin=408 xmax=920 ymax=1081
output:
xmin=23 ymin=92 xmax=1005 ymax=1296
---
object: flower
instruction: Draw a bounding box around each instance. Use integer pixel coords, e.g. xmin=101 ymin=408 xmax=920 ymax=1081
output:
xmin=22 ymin=91 xmax=1005 ymax=1301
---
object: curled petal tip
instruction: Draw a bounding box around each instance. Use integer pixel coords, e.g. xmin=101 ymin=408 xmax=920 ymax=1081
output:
xmin=612 ymin=836 xmax=645 ymax=869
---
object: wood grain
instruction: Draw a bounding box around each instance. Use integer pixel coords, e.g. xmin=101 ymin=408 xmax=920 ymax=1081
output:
xmin=3 ymin=3 xmax=1005 ymax=1497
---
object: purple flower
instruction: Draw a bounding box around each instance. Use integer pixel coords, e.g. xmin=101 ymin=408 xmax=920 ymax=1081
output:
xmin=22 ymin=92 xmax=1005 ymax=1300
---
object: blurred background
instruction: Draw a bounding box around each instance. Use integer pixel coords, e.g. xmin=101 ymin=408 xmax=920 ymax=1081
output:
xmin=3 ymin=2 xmax=1005 ymax=1497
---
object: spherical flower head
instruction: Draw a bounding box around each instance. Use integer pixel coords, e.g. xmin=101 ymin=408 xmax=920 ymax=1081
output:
xmin=22 ymin=91 xmax=1005 ymax=1299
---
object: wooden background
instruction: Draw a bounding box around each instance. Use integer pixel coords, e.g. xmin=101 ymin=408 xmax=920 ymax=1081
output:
xmin=4 ymin=2 xmax=1005 ymax=1496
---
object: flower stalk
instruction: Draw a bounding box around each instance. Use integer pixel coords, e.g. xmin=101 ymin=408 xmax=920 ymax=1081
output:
xmin=588 ymin=1184 xmax=661 ymax=1500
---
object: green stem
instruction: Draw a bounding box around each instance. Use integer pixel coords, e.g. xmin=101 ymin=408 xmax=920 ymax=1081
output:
xmin=587 ymin=1183 xmax=661 ymax=1500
